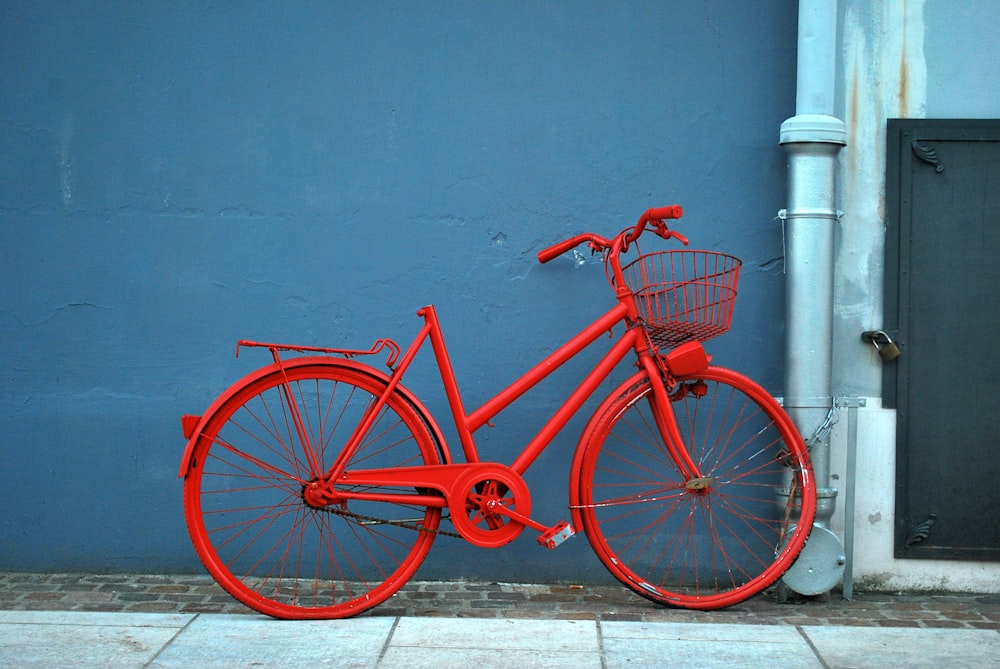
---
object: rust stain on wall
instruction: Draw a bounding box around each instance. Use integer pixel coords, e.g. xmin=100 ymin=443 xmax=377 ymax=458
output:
xmin=899 ymin=0 xmax=911 ymax=117
xmin=899 ymin=46 xmax=910 ymax=118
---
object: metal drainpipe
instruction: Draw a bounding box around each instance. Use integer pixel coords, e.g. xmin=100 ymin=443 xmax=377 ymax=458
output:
xmin=777 ymin=0 xmax=848 ymax=596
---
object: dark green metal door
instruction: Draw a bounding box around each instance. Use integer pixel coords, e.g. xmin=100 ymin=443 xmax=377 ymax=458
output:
xmin=885 ymin=119 xmax=1000 ymax=560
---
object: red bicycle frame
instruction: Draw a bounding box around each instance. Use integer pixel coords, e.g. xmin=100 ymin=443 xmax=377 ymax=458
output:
xmin=305 ymin=301 xmax=702 ymax=541
xmin=335 ymin=301 xmax=642 ymax=478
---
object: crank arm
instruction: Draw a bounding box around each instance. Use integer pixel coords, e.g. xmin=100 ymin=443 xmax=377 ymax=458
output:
xmin=483 ymin=499 xmax=550 ymax=533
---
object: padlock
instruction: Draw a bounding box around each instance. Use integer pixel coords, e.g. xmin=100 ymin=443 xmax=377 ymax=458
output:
xmin=876 ymin=337 xmax=901 ymax=362
xmin=862 ymin=330 xmax=901 ymax=362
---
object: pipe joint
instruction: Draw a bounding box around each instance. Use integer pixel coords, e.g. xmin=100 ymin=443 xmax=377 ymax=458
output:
xmin=780 ymin=114 xmax=847 ymax=146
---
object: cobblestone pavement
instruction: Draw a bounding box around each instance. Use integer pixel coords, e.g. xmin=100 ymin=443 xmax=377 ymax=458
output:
xmin=2 ymin=572 xmax=998 ymax=630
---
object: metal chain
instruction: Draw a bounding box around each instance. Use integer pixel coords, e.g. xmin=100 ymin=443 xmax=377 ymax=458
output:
xmin=317 ymin=504 xmax=463 ymax=539
xmin=804 ymin=403 xmax=839 ymax=450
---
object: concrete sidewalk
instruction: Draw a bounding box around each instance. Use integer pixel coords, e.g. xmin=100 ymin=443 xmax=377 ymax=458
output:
xmin=2 ymin=609 xmax=999 ymax=668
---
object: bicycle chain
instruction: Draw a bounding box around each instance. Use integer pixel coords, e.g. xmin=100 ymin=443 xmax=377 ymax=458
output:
xmin=317 ymin=504 xmax=463 ymax=539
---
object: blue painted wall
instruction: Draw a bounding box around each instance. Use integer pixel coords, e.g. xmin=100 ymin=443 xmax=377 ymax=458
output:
xmin=1 ymin=2 xmax=796 ymax=578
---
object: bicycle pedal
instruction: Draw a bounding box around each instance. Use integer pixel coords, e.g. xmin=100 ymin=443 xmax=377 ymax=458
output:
xmin=537 ymin=521 xmax=576 ymax=549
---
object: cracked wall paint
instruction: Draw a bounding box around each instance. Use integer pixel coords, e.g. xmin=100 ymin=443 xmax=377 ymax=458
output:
xmin=58 ymin=113 xmax=74 ymax=207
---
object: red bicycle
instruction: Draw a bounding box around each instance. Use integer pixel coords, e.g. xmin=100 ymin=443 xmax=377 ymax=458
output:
xmin=179 ymin=206 xmax=816 ymax=619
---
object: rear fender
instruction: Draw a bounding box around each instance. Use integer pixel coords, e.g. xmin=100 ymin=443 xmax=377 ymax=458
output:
xmin=178 ymin=356 xmax=451 ymax=478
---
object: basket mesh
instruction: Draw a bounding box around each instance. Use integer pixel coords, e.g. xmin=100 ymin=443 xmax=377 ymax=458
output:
xmin=622 ymin=250 xmax=741 ymax=349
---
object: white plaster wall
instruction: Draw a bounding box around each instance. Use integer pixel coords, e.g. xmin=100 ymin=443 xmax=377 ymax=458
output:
xmin=924 ymin=1 xmax=1000 ymax=118
xmin=831 ymin=0 xmax=1000 ymax=592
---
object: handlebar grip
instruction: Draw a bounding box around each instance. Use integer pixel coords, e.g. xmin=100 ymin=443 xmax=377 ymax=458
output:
xmin=538 ymin=234 xmax=590 ymax=263
xmin=645 ymin=205 xmax=683 ymax=221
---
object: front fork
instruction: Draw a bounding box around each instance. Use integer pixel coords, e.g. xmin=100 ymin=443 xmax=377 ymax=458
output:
xmin=637 ymin=340 xmax=713 ymax=485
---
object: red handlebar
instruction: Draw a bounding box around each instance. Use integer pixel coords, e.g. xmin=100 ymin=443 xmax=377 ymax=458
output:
xmin=538 ymin=234 xmax=593 ymax=264
xmin=537 ymin=205 xmax=685 ymax=264
xmin=642 ymin=205 xmax=683 ymax=222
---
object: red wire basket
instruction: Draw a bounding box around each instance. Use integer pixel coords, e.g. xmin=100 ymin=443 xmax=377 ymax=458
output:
xmin=622 ymin=250 xmax=742 ymax=350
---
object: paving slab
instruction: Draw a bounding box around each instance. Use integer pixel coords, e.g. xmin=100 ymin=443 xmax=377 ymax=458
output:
xmin=382 ymin=617 xmax=602 ymax=669
xmin=802 ymin=625 xmax=1000 ymax=669
xmin=602 ymin=621 xmax=822 ymax=669
xmin=0 ymin=611 xmax=193 ymax=669
xmin=149 ymin=614 xmax=396 ymax=669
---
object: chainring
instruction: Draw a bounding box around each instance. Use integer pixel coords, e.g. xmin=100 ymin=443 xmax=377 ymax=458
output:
xmin=448 ymin=464 xmax=531 ymax=548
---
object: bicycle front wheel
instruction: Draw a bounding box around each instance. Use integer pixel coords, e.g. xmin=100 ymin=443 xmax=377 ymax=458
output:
xmin=574 ymin=366 xmax=816 ymax=609
xmin=183 ymin=360 xmax=444 ymax=619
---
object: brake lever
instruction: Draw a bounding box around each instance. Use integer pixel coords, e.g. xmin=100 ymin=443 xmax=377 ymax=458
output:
xmin=669 ymin=230 xmax=690 ymax=245
xmin=655 ymin=222 xmax=689 ymax=246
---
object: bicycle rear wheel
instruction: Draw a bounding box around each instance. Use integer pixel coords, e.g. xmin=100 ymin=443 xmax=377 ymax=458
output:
xmin=183 ymin=360 xmax=443 ymax=619
xmin=574 ymin=366 xmax=816 ymax=609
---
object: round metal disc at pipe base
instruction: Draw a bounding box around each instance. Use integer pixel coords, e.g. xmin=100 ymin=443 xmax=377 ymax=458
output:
xmin=781 ymin=524 xmax=847 ymax=596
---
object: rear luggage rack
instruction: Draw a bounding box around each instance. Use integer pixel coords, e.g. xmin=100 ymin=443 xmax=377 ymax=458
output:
xmin=236 ymin=338 xmax=401 ymax=368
